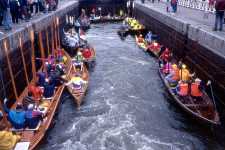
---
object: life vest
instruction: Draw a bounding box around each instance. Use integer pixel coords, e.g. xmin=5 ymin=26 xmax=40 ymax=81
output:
xmin=75 ymin=55 xmax=83 ymax=62
xmin=29 ymin=85 xmax=43 ymax=101
xmin=178 ymin=83 xmax=188 ymax=96
xmin=191 ymin=82 xmax=203 ymax=97
xmin=82 ymin=49 xmax=92 ymax=59
xmin=179 ymin=69 xmax=190 ymax=82
xmin=172 ymin=68 xmax=180 ymax=81
xmin=148 ymin=43 xmax=160 ymax=52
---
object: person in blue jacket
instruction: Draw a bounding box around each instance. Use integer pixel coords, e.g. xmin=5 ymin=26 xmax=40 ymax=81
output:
xmin=43 ymin=78 xmax=55 ymax=98
xmin=3 ymin=99 xmax=25 ymax=129
xmin=25 ymin=104 xmax=43 ymax=129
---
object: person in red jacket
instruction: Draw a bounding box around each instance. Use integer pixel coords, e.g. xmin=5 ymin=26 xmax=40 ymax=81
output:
xmin=213 ymin=0 xmax=225 ymax=31
xmin=82 ymin=48 xmax=92 ymax=59
xmin=159 ymin=48 xmax=171 ymax=66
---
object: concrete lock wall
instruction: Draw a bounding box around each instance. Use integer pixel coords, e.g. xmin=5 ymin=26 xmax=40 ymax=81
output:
xmin=134 ymin=3 xmax=225 ymax=102
xmin=0 ymin=1 xmax=78 ymax=105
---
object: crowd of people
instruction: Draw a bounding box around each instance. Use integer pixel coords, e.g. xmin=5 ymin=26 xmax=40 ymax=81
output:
xmin=0 ymin=0 xmax=59 ymax=30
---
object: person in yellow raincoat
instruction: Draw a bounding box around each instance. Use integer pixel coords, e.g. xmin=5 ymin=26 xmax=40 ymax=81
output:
xmin=0 ymin=121 xmax=21 ymax=150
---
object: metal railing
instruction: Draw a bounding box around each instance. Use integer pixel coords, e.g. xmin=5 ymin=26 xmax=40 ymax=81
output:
xmin=177 ymin=0 xmax=215 ymax=12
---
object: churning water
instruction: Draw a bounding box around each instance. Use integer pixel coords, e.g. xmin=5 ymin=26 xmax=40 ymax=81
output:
xmin=40 ymin=23 xmax=225 ymax=150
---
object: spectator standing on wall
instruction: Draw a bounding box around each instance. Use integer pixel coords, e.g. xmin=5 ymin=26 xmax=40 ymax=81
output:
xmin=0 ymin=0 xmax=5 ymax=26
xmin=19 ymin=0 xmax=30 ymax=21
xmin=208 ymin=0 xmax=215 ymax=11
xmin=1 ymin=0 xmax=12 ymax=30
xmin=171 ymin=0 xmax=178 ymax=13
xmin=10 ymin=0 xmax=20 ymax=24
xmin=166 ymin=0 xmax=170 ymax=12
xmin=213 ymin=0 xmax=225 ymax=31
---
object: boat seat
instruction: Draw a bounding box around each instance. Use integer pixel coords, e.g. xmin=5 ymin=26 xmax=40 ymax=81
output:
xmin=185 ymin=104 xmax=212 ymax=108
xmin=14 ymin=142 xmax=30 ymax=150
xmin=11 ymin=121 xmax=41 ymax=132
xmin=21 ymin=131 xmax=34 ymax=142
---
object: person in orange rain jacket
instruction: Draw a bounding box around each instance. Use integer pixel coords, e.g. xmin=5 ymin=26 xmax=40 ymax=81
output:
xmin=191 ymin=78 xmax=203 ymax=100
xmin=176 ymin=81 xmax=189 ymax=96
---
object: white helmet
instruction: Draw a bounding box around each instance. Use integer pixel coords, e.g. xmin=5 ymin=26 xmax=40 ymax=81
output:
xmin=195 ymin=78 xmax=201 ymax=82
xmin=77 ymin=52 xmax=82 ymax=56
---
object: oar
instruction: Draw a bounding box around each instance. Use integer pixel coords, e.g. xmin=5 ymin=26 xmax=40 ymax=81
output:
xmin=207 ymin=80 xmax=218 ymax=111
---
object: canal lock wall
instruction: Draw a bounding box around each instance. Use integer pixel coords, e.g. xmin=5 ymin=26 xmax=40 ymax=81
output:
xmin=0 ymin=1 xmax=79 ymax=106
xmin=133 ymin=2 xmax=225 ymax=106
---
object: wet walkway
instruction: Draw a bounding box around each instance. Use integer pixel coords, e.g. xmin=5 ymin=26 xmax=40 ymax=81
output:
xmin=0 ymin=0 xmax=77 ymax=40
xmin=40 ymin=23 xmax=224 ymax=150
xmin=137 ymin=1 xmax=223 ymax=34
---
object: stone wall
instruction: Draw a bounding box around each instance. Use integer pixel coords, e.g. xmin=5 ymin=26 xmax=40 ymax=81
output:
xmin=134 ymin=3 xmax=225 ymax=102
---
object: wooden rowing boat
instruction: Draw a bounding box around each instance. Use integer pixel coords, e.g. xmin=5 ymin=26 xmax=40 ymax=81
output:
xmin=135 ymin=35 xmax=147 ymax=51
xmin=158 ymin=68 xmax=220 ymax=125
xmin=14 ymin=50 xmax=72 ymax=150
xmin=66 ymin=64 xmax=89 ymax=108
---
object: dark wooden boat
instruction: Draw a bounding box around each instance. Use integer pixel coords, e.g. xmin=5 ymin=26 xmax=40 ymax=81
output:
xmin=135 ymin=35 xmax=147 ymax=51
xmin=66 ymin=64 xmax=89 ymax=108
xmin=158 ymin=68 xmax=220 ymax=125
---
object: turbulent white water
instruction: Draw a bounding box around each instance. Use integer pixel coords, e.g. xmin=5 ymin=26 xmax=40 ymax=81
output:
xmin=40 ymin=23 xmax=224 ymax=150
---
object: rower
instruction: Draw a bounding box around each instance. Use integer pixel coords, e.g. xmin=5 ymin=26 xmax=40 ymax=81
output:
xmin=82 ymin=47 xmax=92 ymax=59
xmin=37 ymin=72 xmax=47 ymax=87
xmin=22 ymin=92 xmax=35 ymax=110
xmin=28 ymin=84 xmax=43 ymax=106
xmin=3 ymin=99 xmax=26 ymax=129
xmin=191 ymin=78 xmax=203 ymax=101
xmin=179 ymin=64 xmax=190 ymax=82
xmin=25 ymin=104 xmax=43 ymax=129
xmin=43 ymin=78 xmax=55 ymax=99
xmin=66 ymin=75 xmax=87 ymax=91
xmin=75 ymin=51 xmax=84 ymax=62
xmin=176 ymin=81 xmax=188 ymax=96
xmin=162 ymin=62 xmax=172 ymax=74
xmin=138 ymin=34 xmax=144 ymax=43
xmin=0 ymin=122 xmax=21 ymax=150
xmin=147 ymin=41 xmax=161 ymax=53
xmin=165 ymin=64 xmax=180 ymax=86
xmin=73 ymin=51 xmax=84 ymax=71
xmin=159 ymin=48 xmax=171 ymax=65
xmin=145 ymin=31 xmax=152 ymax=43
